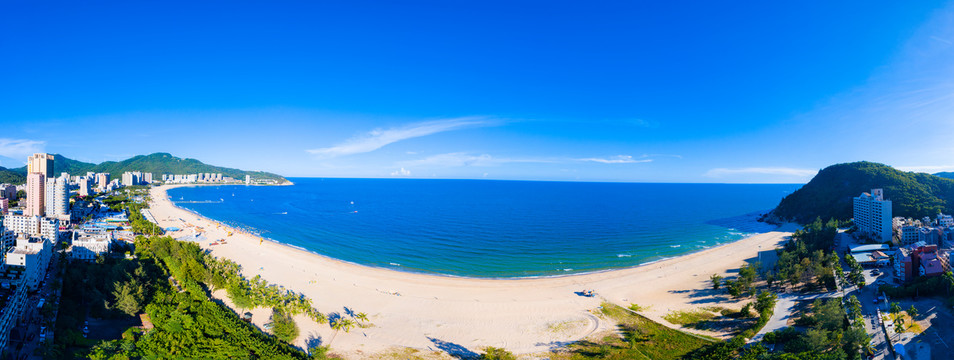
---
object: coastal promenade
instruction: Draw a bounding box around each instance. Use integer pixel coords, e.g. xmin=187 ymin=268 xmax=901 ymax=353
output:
xmin=148 ymin=184 xmax=798 ymax=358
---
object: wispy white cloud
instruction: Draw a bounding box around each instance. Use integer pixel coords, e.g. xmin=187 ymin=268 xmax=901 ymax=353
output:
xmin=577 ymin=155 xmax=652 ymax=164
xmin=306 ymin=117 xmax=496 ymax=158
xmin=390 ymin=167 xmax=411 ymax=176
xmin=0 ymin=138 xmax=45 ymax=160
xmin=399 ymin=153 xmax=664 ymax=169
xmin=704 ymin=167 xmax=818 ymax=178
xmin=398 ymin=153 xmax=530 ymax=168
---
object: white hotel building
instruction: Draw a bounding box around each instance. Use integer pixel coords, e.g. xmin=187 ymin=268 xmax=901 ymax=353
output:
xmin=853 ymin=188 xmax=893 ymax=243
xmin=5 ymin=234 xmax=53 ymax=289
xmin=71 ymin=231 xmax=112 ymax=261
xmin=2 ymin=215 xmax=59 ymax=242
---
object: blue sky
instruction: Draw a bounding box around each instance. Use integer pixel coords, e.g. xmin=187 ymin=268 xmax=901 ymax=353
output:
xmin=2 ymin=1 xmax=954 ymax=183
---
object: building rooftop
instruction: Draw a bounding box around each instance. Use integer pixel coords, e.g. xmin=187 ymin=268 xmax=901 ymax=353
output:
xmin=922 ymin=258 xmax=944 ymax=275
xmin=850 ymin=244 xmax=890 ymax=253
xmin=9 ymin=247 xmax=40 ymax=255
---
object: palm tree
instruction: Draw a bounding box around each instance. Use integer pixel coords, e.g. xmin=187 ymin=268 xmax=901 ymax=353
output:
xmin=354 ymin=312 xmax=368 ymax=323
xmin=862 ymin=340 xmax=875 ymax=356
xmin=328 ymin=318 xmax=356 ymax=346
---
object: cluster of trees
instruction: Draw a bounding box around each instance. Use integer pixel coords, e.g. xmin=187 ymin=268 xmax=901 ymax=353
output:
xmin=78 ymin=235 xmax=321 ymax=359
xmin=771 ymin=218 xmax=840 ymax=292
xmin=100 ymin=190 xmax=164 ymax=235
xmin=684 ymin=290 xmax=776 ymax=359
xmin=772 ymin=161 xmax=954 ymax=223
xmin=689 ymin=296 xmax=868 ymax=359
xmin=843 ymin=252 xmax=865 ymax=287
xmin=765 ymin=298 xmax=869 ymax=358
xmin=138 ymin=236 xmax=330 ymax=339
xmin=722 ymin=264 xmax=759 ymax=298
xmin=53 ymin=255 xmax=164 ymax=355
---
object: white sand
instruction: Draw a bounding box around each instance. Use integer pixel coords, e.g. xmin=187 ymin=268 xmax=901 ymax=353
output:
xmin=148 ymin=184 xmax=797 ymax=358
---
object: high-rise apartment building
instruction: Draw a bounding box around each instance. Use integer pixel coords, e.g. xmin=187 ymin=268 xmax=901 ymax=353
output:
xmin=78 ymin=178 xmax=92 ymax=197
xmin=853 ymin=188 xmax=893 ymax=243
xmin=25 ymin=173 xmax=45 ymax=217
xmin=44 ymin=176 xmax=69 ymax=221
xmin=26 ymin=153 xmax=54 ymax=178
xmin=97 ymin=173 xmax=110 ymax=190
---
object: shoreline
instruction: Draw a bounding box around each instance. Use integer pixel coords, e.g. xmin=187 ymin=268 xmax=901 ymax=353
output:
xmin=148 ymin=184 xmax=799 ymax=358
xmin=162 ymin=183 xmax=777 ymax=281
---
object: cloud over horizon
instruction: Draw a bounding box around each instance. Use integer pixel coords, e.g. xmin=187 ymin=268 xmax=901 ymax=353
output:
xmin=307 ymin=117 xmax=496 ymax=158
xmin=0 ymin=138 xmax=45 ymax=162
xmin=577 ymin=155 xmax=652 ymax=164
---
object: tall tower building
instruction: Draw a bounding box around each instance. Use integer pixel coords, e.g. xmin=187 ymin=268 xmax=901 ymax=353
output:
xmin=25 ymin=173 xmax=45 ymax=217
xmin=45 ymin=176 xmax=69 ymax=220
xmin=853 ymin=188 xmax=893 ymax=243
xmin=78 ymin=178 xmax=92 ymax=197
xmin=97 ymin=173 xmax=110 ymax=190
xmin=27 ymin=153 xmax=54 ymax=178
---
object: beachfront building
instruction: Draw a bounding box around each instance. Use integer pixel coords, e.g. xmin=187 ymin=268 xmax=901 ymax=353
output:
xmin=24 ymin=173 xmax=45 ymax=217
xmin=3 ymin=215 xmax=59 ymax=242
xmin=27 ymin=153 xmax=54 ymax=178
xmin=45 ymin=176 xmax=70 ymax=223
xmin=5 ymin=234 xmax=53 ymax=289
xmin=853 ymin=189 xmax=892 ymax=243
xmin=71 ymin=231 xmax=112 ymax=261
xmin=160 ymin=172 xmax=225 ymax=184
xmin=143 ymin=172 xmax=153 ymax=183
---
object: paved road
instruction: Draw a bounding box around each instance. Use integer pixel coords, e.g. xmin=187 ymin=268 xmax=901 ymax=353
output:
xmin=839 ymin=231 xmax=892 ymax=360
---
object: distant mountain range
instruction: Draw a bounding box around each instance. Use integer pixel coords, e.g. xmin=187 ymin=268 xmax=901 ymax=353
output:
xmin=771 ymin=161 xmax=954 ymax=223
xmin=0 ymin=153 xmax=287 ymax=185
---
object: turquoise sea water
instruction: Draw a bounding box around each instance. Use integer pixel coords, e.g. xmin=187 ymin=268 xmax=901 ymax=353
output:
xmin=167 ymin=179 xmax=800 ymax=278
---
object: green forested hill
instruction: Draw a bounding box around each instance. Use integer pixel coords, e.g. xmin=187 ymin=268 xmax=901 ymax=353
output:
xmin=8 ymin=153 xmax=287 ymax=184
xmin=0 ymin=166 xmax=25 ymax=184
xmin=771 ymin=161 xmax=954 ymax=223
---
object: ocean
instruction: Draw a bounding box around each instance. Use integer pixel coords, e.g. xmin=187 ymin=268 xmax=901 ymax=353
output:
xmin=167 ymin=179 xmax=801 ymax=278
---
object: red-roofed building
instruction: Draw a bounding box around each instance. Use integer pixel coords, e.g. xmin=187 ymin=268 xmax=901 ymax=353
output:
xmin=895 ymin=243 xmax=942 ymax=282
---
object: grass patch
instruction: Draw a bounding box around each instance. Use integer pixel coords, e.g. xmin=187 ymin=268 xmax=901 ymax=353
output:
xmin=890 ymin=312 xmax=924 ymax=334
xmin=550 ymin=303 xmax=714 ymax=360
xmin=701 ymin=306 xmax=727 ymax=313
xmin=376 ymin=347 xmax=454 ymax=360
xmin=629 ymin=303 xmax=650 ymax=312
xmin=663 ymin=309 xmax=716 ymax=326
xmin=548 ymin=319 xmax=585 ymax=334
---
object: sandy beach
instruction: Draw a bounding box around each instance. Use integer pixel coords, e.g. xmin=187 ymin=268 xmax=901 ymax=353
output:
xmin=148 ymin=184 xmax=797 ymax=358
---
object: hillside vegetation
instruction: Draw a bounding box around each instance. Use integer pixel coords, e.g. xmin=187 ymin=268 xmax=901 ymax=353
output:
xmin=0 ymin=166 xmax=25 ymax=184
xmin=5 ymin=153 xmax=286 ymax=184
xmin=771 ymin=161 xmax=954 ymax=223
